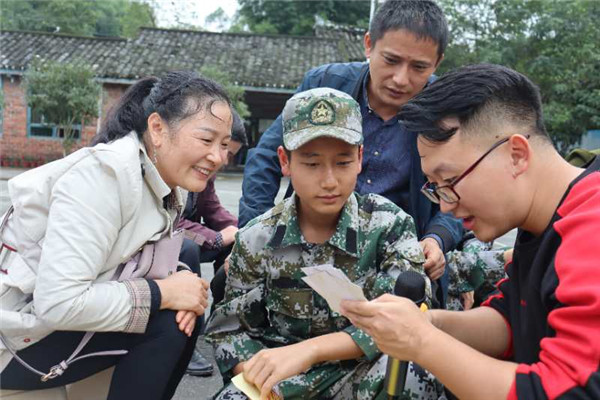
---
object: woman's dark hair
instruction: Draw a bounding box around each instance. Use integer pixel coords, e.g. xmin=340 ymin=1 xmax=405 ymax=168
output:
xmin=231 ymin=109 xmax=248 ymax=147
xmin=370 ymin=0 xmax=448 ymax=60
xmin=92 ymin=71 xmax=231 ymax=145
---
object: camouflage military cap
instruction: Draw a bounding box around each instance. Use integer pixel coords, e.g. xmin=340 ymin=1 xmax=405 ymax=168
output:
xmin=282 ymin=87 xmax=363 ymax=151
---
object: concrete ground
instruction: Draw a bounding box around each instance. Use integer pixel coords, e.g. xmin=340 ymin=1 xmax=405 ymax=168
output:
xmin=0 ymin=167 xmax=515 ymax=399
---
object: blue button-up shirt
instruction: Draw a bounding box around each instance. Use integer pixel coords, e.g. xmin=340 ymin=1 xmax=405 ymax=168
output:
xmin=356 ymin=76 xmax=412 ymax=213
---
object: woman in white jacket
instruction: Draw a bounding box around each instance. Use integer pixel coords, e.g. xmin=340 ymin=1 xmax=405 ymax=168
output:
xmin=0 ymin=71 xmax=233 ymax=399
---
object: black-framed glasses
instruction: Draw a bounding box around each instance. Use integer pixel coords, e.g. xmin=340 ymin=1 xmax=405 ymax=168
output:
xmin=421 ymin=135 xmax=529 ymax=204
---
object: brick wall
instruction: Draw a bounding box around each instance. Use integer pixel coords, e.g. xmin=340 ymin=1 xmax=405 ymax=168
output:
xmin=0 ymin=76 xmax=127 ymax=167
xmin=101 ymin=83 xmax=128 ymax=120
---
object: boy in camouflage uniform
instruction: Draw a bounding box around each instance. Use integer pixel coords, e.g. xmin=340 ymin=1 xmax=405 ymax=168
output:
xmin=444 ymin=235 xmax=508 ymax=311
xmin=206 ymin=88 xmax=443 ymax=400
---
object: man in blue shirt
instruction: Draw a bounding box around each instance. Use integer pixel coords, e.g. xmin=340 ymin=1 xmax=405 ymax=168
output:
xmin=239 ymin=0 xmax=463 ymax=299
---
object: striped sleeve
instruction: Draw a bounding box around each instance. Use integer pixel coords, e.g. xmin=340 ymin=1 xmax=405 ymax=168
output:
xmin=511 ymin=174 xmax=600 ymax=400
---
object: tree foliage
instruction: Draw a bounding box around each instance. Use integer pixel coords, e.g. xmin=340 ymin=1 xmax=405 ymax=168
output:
xmin=0 ymin=0 xmax=155 ymax=38
xmin=234 ymin=0 xmax=370 ymax=35
xmin=438 ymin=0 xmax=600 ymax=152
xmin=205 ymin=7 xmax=231 ymax=32
xmin=199 ymin=66 xmax=250 ymax=119
xmin=25 ymin=59 xmax=100 ymax=155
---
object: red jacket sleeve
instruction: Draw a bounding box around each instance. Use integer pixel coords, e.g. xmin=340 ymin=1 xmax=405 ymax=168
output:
xmin=482 ymin=276 xmax=514 ymax=360
xmin=511 ymin=173 xmax=600 ymax=400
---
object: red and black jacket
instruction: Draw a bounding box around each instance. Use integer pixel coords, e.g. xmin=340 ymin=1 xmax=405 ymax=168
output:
xmin=484 ymin=156 xmax=600 ymax=400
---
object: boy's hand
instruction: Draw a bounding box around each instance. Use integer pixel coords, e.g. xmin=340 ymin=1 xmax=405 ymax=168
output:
xmin=233 ymin=361 xmax=246 ymax=375
xmin=220 ymin=225 xmax=239 ymax=247
xmin=503 ymin=248 xmax=514 ymax=264
xmin=460 ymin=290 xmax=475 ymax=310
xmin=244 ymin=344 xmax=315 ymax=400
xmin=420 ymin=237 xmax=445 ymax=281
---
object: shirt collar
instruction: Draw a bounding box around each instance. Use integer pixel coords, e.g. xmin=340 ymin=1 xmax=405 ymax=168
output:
xmin=133 ymin=131 xmax=184 ymax=220
xmin=361 ymin=69 xmax=400 ymax=124
xmin=361 ymin=69 xmax=374 ymax=112
xmin=267 ymin=193 xmax=360 ymax=258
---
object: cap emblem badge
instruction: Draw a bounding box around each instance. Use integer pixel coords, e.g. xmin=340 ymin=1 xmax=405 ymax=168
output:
xmin=309 ymin=100 xmax=335 ymax=125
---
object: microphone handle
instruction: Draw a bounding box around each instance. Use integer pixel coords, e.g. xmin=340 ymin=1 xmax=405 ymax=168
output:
xmin=385 ymin=303 xmax=429 ymax=399
xmin=385 ymin=357 xmax=408 ymax=399
xmin=398 ymin=360 xmax=408 ymax=397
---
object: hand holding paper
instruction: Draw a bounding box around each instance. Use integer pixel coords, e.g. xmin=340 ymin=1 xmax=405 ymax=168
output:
xmin=232 ymin=373 xmax=281 ymax=400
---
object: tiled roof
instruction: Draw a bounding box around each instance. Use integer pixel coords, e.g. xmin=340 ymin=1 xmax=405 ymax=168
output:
xmin=0 ymin=27 xmax=359 ymax=89
xmin=314 ymin=23 xmax=366 ymax=62
xmin=0 ymin=31 xmax=127 ymax=77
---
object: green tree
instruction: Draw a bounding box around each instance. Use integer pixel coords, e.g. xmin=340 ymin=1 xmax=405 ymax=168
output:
xmin=205 ymin=7 xmax=231 ymax=31
xmin=0 ymin=0 xmax=155 ymax=38
xmin=200 ymin=66 xmax=250 ymax=119
xmin=438 ymin=0 xmax=600 ymax=152
xmin=234 ymin=0 xmax=370 ymax=36
xmin=96 ymin=0 xmax=157 ymax=37
xmin=25 ymin=59 xmax=101 ymax=156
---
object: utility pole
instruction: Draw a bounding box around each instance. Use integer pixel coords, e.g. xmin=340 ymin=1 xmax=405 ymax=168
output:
xmin=369 ymin=0 xmax=377 ymax=27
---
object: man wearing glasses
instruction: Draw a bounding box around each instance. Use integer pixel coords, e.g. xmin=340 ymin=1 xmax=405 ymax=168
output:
xmin=341 ymin=64 xmax=600 ymax=399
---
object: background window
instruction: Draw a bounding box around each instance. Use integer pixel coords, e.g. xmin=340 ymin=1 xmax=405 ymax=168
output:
xmin=28 ymin=107 xmax=80 ymax=139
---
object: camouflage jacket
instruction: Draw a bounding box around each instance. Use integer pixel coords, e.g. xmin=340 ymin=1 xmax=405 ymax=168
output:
xmin=206 ymin=192 xmax=429 ymax=378
xmin=446 ymin=237 xmax=508 ymax=311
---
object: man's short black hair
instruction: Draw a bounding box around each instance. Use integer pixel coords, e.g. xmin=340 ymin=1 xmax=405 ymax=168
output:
xmin=369 ymin=0 xmax=448 ymax=59
xmin=398 ymin=63 xmax=552 ymax=144
xmin=231 ymin=109 xmax=248 ymax=147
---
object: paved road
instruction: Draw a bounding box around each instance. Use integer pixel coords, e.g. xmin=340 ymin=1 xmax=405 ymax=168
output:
xmin=0 ymin=167 xmax=515 ymax=399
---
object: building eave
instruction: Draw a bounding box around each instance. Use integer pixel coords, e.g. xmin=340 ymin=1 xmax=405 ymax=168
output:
xmin=241 ymin=86 xmax=295 ymax=94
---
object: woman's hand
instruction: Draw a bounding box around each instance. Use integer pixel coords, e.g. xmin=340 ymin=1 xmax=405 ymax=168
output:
xmin=155 ymin=271 xmax=209 ymax=315
xmin=244 ymin=343 xmax=316 ymax=400
xmin=341 ymin=294 xmax=434 ymax=362
xmin=175 ymin=310 xmax=197 ymax=337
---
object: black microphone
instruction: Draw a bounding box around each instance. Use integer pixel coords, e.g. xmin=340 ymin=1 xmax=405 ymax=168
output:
xmin=384 ymin=270 xmax=427 ymax=400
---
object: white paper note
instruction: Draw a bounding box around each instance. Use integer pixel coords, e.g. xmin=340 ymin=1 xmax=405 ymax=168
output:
xmin=231 ymin=373 xmax=281 ymax=400
xmin=301 ymin=264 xmax=367 ymax=313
